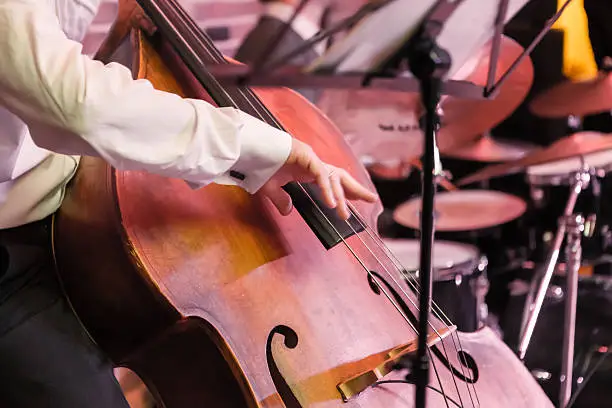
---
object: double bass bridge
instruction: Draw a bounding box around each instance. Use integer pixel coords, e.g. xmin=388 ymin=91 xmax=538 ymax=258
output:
xmin=337 ymin=325 xmax=455 ymax=401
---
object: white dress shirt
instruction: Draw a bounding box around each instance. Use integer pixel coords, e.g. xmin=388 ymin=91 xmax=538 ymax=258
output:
xmin=0 ymin=0 xmax=292 ymax=229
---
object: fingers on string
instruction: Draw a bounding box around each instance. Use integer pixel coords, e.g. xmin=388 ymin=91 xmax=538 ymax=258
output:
xmin=330 ymin=171 xmax=350 ymax=220
xmin=338 ymin=170 xmax=378 ymax=202
xmin=312 ymin=160 xmax=336 ymax=209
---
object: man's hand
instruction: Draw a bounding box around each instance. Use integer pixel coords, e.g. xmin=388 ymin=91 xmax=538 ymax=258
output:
xmin=259 ymin=139 xmax=378 ymax=220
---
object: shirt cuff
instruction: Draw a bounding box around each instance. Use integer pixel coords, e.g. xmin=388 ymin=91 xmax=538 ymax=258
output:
xmin=190 ymin=111 xmax=292 ymax=194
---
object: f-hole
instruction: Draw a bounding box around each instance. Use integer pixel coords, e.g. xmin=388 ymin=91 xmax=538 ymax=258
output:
xmin=266 ymin=325 xmax=303 ymax=408
xmin=431 ymin=346 xmax=479 ymax=384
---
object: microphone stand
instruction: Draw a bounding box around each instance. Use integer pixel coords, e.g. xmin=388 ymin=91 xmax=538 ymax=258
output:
xmin=387 ymin=2 xmax=462 ymax=405
xmin=406 ymin=29 xmax=451 ymax=408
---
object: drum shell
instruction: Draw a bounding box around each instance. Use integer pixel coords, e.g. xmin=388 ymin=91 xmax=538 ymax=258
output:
xmin=384 ymin=238 xmax=489 ymax=333
xmin=427 ymin=264 xmax=489 ymax=333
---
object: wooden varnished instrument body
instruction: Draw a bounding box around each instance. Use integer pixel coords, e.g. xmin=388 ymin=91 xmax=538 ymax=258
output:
xmin=53 ymin=4 xmax=553 ymax=407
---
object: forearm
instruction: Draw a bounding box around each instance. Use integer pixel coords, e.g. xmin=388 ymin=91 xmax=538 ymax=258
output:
xmin=0 ymin=0 xmax=291 ymax=193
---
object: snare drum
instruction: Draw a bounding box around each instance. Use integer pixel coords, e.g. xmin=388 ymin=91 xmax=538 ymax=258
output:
xmin=526 ymin=149 xmax=612 ymax=262
xmin=383 ymin=238 xmax=489 ymax=332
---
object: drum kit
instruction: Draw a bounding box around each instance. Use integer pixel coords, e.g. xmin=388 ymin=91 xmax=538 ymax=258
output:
xmin=319 ymin=34 xmax=612 ymax=407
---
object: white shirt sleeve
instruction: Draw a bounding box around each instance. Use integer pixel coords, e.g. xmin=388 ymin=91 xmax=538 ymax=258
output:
xmin=0 ymin=0 xmax=292 ymax=194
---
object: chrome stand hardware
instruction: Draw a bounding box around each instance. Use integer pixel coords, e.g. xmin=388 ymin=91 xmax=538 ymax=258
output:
xmin=518 ymin=168 xmax=590 ymax=359
xmin=558 ymin=214 xmax=584 ymax=408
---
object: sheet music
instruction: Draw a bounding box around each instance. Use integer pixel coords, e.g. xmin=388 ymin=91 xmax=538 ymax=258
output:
xmin=308 ymin=0 xmax=531 ymax=80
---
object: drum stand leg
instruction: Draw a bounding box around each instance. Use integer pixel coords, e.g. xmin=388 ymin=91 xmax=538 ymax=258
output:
xmin=518 ymin=170 xmax=590 ymax=359
xmin=559 ymin=215 xmax=584 ymax=408
xmin=517 ymin=169 xmax=590 ymax=407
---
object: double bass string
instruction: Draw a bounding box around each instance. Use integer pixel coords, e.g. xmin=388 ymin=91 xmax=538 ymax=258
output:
xmin=348 ymin=204 xmax=479 ymax=407
xmin=167 ymin=0 xmax=432 ymax=330
xmin=160 ymin=0 xmax=437 ymax=328
xmin=343 ymin=201 xmax=477 ymax=406
xmin=347 ymin=204 xmax=453 ymax=323
xmin=157 ymin=0 xmax=424 ymax=332
xmin=344 ymin=203 xmax=475 ymax=408
xmin=288 ymin=185 xmax=458 ymax=408
xmin=197 ymin=22 xmax=468 ymax=408
xmin=349 ymin=204 xmax=480 ymax=405
xmin=156 ymin=1 xmax=474 ymax=405
xmin=159 ymin=0 xmax=455 ymax=330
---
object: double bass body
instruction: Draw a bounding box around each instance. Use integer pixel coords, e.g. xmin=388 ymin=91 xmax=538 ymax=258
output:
xmin=52 ymin=5 xmax=553 ymax=407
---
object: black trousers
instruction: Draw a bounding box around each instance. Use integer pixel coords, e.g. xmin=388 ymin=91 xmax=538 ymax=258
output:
xmin=0 ymin=219 xmax=130 ymax=407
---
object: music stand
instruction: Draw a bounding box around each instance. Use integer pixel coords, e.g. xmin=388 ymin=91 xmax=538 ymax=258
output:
xmin=202 ymin=0 xmax=576 ymax=406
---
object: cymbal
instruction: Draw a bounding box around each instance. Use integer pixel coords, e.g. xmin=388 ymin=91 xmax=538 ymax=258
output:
xmin=437 ymin=36 xmax=534 ymax=152
xmin=443 ymin=134 xmax=537 ymax=162
xmin=529 ymin=72 xmax=612 ymax=118
xmin=393 ymin=190 xmax=527 ymax=231
xmin=457 ymin=131 xmax=612 ymax=186
xmin=316 ymin=35 xmax=534 ymax=160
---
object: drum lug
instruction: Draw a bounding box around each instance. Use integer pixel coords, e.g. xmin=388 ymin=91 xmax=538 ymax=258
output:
xmin=472 ymin=273 xmax=490 ymax=326
xmin=584 ymin=214 xmax=597 ymax=238
xmin=546 ymin=285 xmax=564 ymax=303
xmin=478 ymin=256 xmax=489 ymax=272
xmin=530 ymin=186 xmax=545 ymax=208
xmin=478 ymin=302 xmax=489 ymax=327
xmin=531 ymin=369 xmax=553 ymax=382
xmin=601 ymin=225 xmax=612 ymax=250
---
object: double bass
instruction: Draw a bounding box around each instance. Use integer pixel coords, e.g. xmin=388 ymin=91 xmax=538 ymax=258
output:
xmin=52 ymin=0 xmax=553 ymax=406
